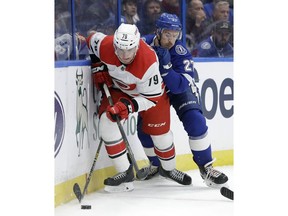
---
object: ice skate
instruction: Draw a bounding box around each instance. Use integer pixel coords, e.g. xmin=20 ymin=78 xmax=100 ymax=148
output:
xmin=138 ymin=165 xmax=159 ymax=180
xmin=159 ymin=166 xmax=192 ymax=185
xmin=104 ymin=165 xmax=134 ymax=192
xmin=197 ymin=159 xmax=228 ymax=188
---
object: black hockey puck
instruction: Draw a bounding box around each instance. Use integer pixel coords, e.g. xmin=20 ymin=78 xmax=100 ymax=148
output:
xmin=81 ymin=205 xmax=91 ymax=209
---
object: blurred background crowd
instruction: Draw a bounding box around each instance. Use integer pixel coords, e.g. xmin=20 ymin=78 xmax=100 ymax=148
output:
xmin=55 ymin=0 xmax=233 ymax=60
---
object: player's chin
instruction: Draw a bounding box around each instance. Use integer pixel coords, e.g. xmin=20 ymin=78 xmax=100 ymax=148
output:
xmin=120 ymin=58 xmax=134 ymax=64
xmin=162 ymin=44 xmax=173 ymax=50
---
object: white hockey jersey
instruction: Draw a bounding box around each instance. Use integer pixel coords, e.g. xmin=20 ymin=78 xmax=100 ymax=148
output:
xmin=88 ymin=32 xmax=165 ymax=112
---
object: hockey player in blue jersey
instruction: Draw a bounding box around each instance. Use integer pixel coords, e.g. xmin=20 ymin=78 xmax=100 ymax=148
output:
xmin=138 ymin=13 xmax=228 ymax=188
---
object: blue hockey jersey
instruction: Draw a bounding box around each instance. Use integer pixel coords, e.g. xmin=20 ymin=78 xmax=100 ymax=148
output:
xmin=141 ymin=34 xmax=196 ymax=94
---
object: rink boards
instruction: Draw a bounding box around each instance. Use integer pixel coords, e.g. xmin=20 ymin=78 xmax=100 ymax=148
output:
xmin=54 ymin=58 xmax=233 ymax=206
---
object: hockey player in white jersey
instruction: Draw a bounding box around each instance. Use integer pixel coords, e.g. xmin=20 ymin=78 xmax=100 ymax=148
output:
xmin=86 ymin=23 xmax=191 ymax=192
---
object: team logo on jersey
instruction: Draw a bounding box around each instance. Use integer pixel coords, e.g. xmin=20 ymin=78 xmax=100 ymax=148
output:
xmin=114 ymin=79 xmax=137 ymax=90
xmin=201 ymin=42 xmax=211 ymax=50
xmin=54 ymin=91 xmax=65 ymax=158
xmin=175 ymin=45 xmax=187 ymax=55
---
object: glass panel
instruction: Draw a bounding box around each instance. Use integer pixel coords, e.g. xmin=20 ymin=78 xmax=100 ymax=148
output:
xmin=55 ymin=0 xmax=72 ymax=60
xmin=76 ymin=0 xmax=118 ymax=36
xmin=136 ymin=0 xmax=162 ymax=36
xmin=55 ymin=0 xmax=119 ymax=61
xmin=54 ymin=0 xmax=234 ymax=61
xmin=186 ymin=0 xmax=234 ymax=57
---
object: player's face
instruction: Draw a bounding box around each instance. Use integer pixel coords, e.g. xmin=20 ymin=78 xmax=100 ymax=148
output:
xmin=115 ymin=46 xmax=137 ymax=64
xmin=160 ymin=29 xmax=180 ymax=49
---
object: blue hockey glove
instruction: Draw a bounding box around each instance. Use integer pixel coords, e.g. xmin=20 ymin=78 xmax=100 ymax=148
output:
xmin=152 ymin=46 xmax=172 ymax=75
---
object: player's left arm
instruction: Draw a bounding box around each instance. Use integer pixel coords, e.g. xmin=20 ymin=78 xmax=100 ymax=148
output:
xmin=154 ymin=46 xmax=195 ymax=94
xmin=133 ymin=62 xmax=164 ymax=111
xmin=106 ymin=63 xmax=163 ymax=121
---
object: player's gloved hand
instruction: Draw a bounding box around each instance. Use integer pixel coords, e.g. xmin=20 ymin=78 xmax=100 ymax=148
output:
xmin=92 ymin=63 xmax=113 ymax=90
xmin=106 ymin=98 xmax=135 ymax=122
xmin=152 ymin=46 xmax=172 ymax=75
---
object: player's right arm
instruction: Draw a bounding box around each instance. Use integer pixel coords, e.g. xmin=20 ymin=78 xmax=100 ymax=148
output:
xmin=86 ymin=32 xmax=113 ymax=90
xmin=86 ymin=32 xmax=106 ymax=62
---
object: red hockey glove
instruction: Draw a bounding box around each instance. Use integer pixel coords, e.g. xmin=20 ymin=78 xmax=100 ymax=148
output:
xmin=91 ymin=63 xmax=113 ymax=90
xmin=106 ymin=98 xmax=135 ymax=122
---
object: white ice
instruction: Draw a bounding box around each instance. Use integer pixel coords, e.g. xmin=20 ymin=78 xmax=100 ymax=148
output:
xmin=55 ymin=166 xmax=234 ymax=216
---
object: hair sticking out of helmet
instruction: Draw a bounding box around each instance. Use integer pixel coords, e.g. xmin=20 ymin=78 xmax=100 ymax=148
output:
xmin=113 ymin=23 xmax=140 ymax=50
xmin=156 ymin=13 xmax=182 ymax=39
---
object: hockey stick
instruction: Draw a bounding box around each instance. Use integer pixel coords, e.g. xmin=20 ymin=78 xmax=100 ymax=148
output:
xmin=220 ymin=187 xmax=234 ymax=200
xmin=103 ymin=84 xmax=149 ymax=180
xmin=73 ymin=139 xmax=104 ymax=203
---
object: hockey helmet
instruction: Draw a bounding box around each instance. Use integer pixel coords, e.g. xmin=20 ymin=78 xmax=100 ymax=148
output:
xmin=156 ymin=13 xmax=182 ymax=39
xmin=113 ymin=23 xmax=140 ymax=50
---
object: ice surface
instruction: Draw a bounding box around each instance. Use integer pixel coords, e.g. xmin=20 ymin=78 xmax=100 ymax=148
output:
xmin=55 ymin=166 xmax=234 ymax=216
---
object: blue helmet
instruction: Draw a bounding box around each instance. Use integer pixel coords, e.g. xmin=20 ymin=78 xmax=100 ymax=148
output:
xmin=156 ymin=13 xmax=182 ymax=31
xmin=156 ymin=13 xmax=182 ymax=39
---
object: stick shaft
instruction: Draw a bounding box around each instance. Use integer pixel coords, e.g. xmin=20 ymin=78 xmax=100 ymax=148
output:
xmin=81 ymin=139 xmax=103 ymax=201
xmin=103 ymin=84 xmax=140 ymax=172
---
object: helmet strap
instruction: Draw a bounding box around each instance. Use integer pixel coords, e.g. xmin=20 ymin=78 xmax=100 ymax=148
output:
xmin=156 ymin=29 xmax=162 ymax=46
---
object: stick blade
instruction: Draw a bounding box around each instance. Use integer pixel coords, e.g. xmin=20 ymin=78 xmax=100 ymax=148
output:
xmin=136 ymin=170 xmax=149 ymax=180
xmin=136 ymin=164 xmax=151 ymax=180
xmin=73 ymin=183 xmax=82 ymax=203
xmin=220 ymin=187 xmax=234 ymax=200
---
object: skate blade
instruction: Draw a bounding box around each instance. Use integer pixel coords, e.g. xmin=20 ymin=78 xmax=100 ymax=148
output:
xmin=159 ymin=175 xmax=192 ymax=186
xmin=204 ymin=180 xmax=229 ymax=189
xmin=104 ymin=182 xmax=134 ymax=193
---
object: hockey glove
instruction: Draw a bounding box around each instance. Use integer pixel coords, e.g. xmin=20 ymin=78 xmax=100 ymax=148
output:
xmin=153 ymin=46 xmax=172 ymax=75
xmin=106 ymin=98 xmax=135 ymax=122
xmin=91 ymin=63 xmax=113 ymax=90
